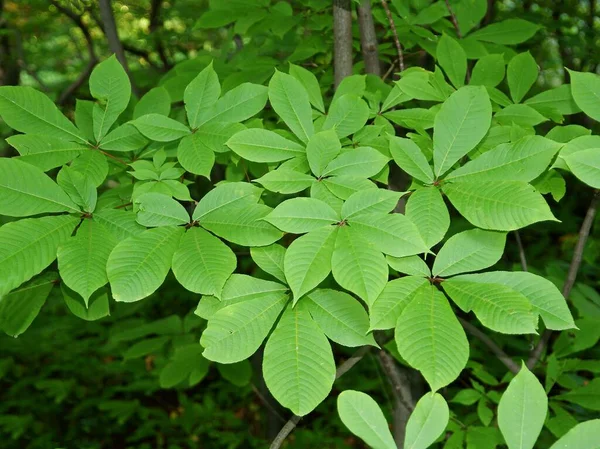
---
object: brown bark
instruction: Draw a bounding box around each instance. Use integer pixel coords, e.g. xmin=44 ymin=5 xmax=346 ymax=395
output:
xmin=357 ymin=0 xmax=380 ymax=75
xmin=333 ymin=0 xmax=353 ymax=88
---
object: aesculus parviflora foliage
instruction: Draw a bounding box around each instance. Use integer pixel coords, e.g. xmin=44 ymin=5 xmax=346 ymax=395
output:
xmin=1 ymin=18 xmax=600 ymax=448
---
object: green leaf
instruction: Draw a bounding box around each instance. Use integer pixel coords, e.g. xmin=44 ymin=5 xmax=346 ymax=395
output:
xmin=384 ymin=108 xmax=436 ymax=130
xmin=437 ymin=34 xmax=467 ymax=89
xmin=107 ymin=226 xmax=184 ymax=302
xmin=389 ymin=136 xmax=434 ymax=183
xmin=432 ymin=229 xmax=506 ymax=277
xmin=201 ymin=293 xmax=287 ymax=363
xmin=457 ymin=271 xmax=575 ymax=330
xmin=264 ymin=198 xmax=339 ymax=233
xmin=62 ymin=285 xmax=110 ymax=322
xmin=0 ymin=215 xmax=79 ymax=297
xmin=395 ymin=284 xmax=469 ymax=391
xmin=70 ymin=151 xmax=108 ymax=187
xmin=217 ymin=360 xmax=253 ymax=387
xmin=470 ymin=19 xmax=540 ymax=45
xmin=75 ymin=99 xmax=94 ymax=141
xmin=495 ymin=104 xmax=548 ymax=127
xmin=226 ymin=128 xmax=305 ymax=162
xmin=562 ymin=148 xmax=600 ymax=188
xmin=306 ymin=130 xmax=341 ymax=177
xmin=404 ymin=392 xmax=450 ymax=449
xmin=99 ymin=124 xmax=147 ymax=152
xmin=284 ymin=226 xmax=338 ymax=302
xmin=289 ymin=62 xmax=325 ymax=113
xmin=370 ymin=277 xmax=429 ymax=331
xmin=507 ymin=52 xmax=538 ymax=103
xmin=333 ymin=75 xmax=366 ymax=103
xmin=123 ymin=336 xmax=170 ymax=360
xmin=90 ymin=55 xmax=131 ymax=142
xmin=196 ymin=82 xmax=268 ymax=126
xmin=132 ymin=114 xmax=191 ymax=142
xmin=134 ymin=193 xmax=189 ymax=227
xmin=263 ymin=303 xmax=335 ymax=416
xmin=498 ymin=363 xmax=547 ymax=449
xmin=184 ymin=62 xmax=220 ymax=129
xmin=0 ymin=272 xmax=57 ymax=337
xmin=172 ymin=227 xmax=236 ymax=297
xmin=446 ymin=135 xmax=561 ymax=183
xmin=382 ymin=84 xmax=411 ymax=111
xmin=9 ymin=134 xmax=86 ymax=171
xmin=306 ymin=289 xmax=377 ymax=347
xmin=57 ymin=166 xmax=97 ymax=212
xmin=322 ymin=176 xmax=378 ymax=200
xmin=548 ymin=420 xmax=600 ymax=449
xmin=322 ymin=94 xmax=370 ymax=139
xmin=322 ymin=147 xmax=389 ymax=178
xmin=387 ymin=255 xmax=431 ymax=277
xmin=332 ymin=226 xmax=388 ymax=306
xmin=443 ymin=180 xmax=557 ymax=231
xmin=57 ymin=220 xmax=117 ymax=304
xmin=396 ymin=71 xmax=443 ymax=102
xmin=554 ymin=378 xmax=600 ymax=411
xmin=134 ymin=86 xmax=171 ymax=119
xmin=0 ymin=86 xmax=86 ymax=143
xmin=443 ymin=278 xmax=537 ymax=334
xmin=268 ymin=70 xmax=314 ymax=143
xmin=192 ymin=182 xmax=262 ymax=221
xmin=254 ymin=168 xmax=315 ymax=194
xmin=405 ymin=187 xmax=450 ymax=249
xmin=0 ymin=158 xmax=80 ymax=217
xmin=94 ymin=208 xmax=144 ymax=240
xmin=526 ymin=85 xmax=581 ymax=116
xmin=250 ymin=244 xmax=287 ymax=283
xmin=470 ymin=54 xmax=506 ymax=88
xmin=177 ymin=133 xmax=215 ymax=178
xmin=337 ymin=390 xmax=396 ymax=449
xmin=568 ymin=69 xmax=600 ymax=122
xmin=341 ymin=189 xmax=402 ymax=219
xmin=433 ymin=86 xmax=492 ymax=177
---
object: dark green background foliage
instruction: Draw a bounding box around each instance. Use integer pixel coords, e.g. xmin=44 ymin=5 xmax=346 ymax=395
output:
xmin=0 ymin=0 xmax=599 ymax=448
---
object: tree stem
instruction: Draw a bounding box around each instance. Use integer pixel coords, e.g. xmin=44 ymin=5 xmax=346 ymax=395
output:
xmin=333 ymin=0 xmax=353 ymax=88
xmin=357 ymin=0 xmax=381 ymax=76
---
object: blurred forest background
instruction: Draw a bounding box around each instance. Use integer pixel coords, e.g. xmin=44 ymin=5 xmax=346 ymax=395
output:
xmin=0 ymin=1 xmax=599 ymax=448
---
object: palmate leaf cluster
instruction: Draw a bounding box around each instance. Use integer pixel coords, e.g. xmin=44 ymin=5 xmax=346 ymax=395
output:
xmin=1 ymin=6 xmax=600 ymax=445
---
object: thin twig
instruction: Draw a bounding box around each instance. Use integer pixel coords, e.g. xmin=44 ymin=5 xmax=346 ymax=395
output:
xmin=251 ymin=384 xmax=286 ymax=423
xmin=99 ymin=149 xmax=128 ymax=166
xmin=459 ymin=317 xmax=520 ymax=374
xmin=514 ymin=231 xmax=528 ymax=272
xmin=380 ymin=0 xmax=404 ymax=71
xmin=527 ymin=190 xmax=600 ymax=369
xmin=444 ymin=0 xmax=463 ymax=38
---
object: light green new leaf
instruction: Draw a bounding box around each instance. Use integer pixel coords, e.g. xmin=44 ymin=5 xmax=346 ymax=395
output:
xmin=562 ymin=148 xmax=600 ymax=188
xmin=389 ymin=135 xmax=434 ymax=183
xmin=469 ymin=19 xmax=540 ymax=44
xmin=226 ymin=128 xmax=305 ymax=163
xmin=443 ymin=180 xmax=557 ymax=231
xmin=405 ymin=187 xmax=450 ymax=249
xmin=268 ymin=70 xmax=314 ymax=143
xmin=349 ymin=213 xmax=429 ymax=257
xmin=132 ymin=114 xmax=191 ymax=142
xmin=0 ymin=158 xmax=80 ymax=217
xmin=57 ymin=220 xmax=117 ymax=304
xmin=192 ymin=182 xmax=262 ymax=221
xmin=99 ymin=124 xmax=147 ymax=152
xmin=289 ymin=62 xmax=325 ymax=113
xmin=250 ymin=244 xmax=287 ymax=283
xmin=446 ymin=135 xmax=562 ymax=183
xmin=201 ymin=293 xmax=287 ymax=363
xmin=432 ymin=229 xmax=506 ymax=277
xmin=134 ymin=192 xmax=189 ymax=227
xmin=107 ymin=226 xmax=184 ymax=302
xmin=341 ymin=189 xmax=402 ymax=219
xmin=306 ymin=289 xmax=377 ymax=347
xmin=0 ymin=272 xmax=56 ymax=337
xmin=285 ymin=227 xmax=337 ymax=301
xmin=433 ymin=85 xmax=492 ymax=177
xmin=0 ymin=215 xmax=79 ymax=297
xmin=370 ymin=277 xmax=429 ymax=331
xmin=134 ymin=86 xmax=171 ymax=119
xmin=332 ymin=227 xmax=388 ymax=306
xmin=322 ymin=147 xmax=389 ymax=178
xmin=337 ymin=390 xmax=396 ymax=449
xmin=264 ymin=197 xmax=339 ymax=233
xmin=437 ymin=34 xmax=467 ymax=89
xmin=455 ymin=271 xmax=575 ymax=330
xmin=395 ymin=284 xmax=469 ymax=391
xmin=254 ymin=168 xmax=315 ymax=194
xmin=548 ymin=420 xmax=600 ymax=449
xmin=507 ymin=52 xmax=538 ymax=103
xmin=443 ymin=278 xmax=537 ymax=334
xmin=405 ymin=393 xmax=450 ymax=449
xmin=498 ymin=363 xmax=547 ymax=449
xmin=568 ymin=69 xmax=600 ymax=122
xmin=90 ymin=56 xmax=131 ymax=142
xmin=184 ymin=62 xmax=220 ymax=129
xmin=177 ymin=133 xmax=215 ymax=178
xmin=196 ymin=82 xmax=268 ymax=126
xmin=306 ymin=130 xmax=341 ymax=177
xmin=470 ymin=54 xmax=506 ymax=88
xmin=9 ymin=134 xmax=86 ymax=171
xmin=387 ymin=255 xmax=431 ymax=277
xmin=57 ymin=166 xmax=97 ymax=212
xmin=322 ymin=94 xmax=370 ymax=139
xmin=263 ymin=303 xmax=335 ymax=416
xmin=0 ymin=86 xmax=86 ymax=143
xmin=172 ymin=227 xmax=236 ymax=296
